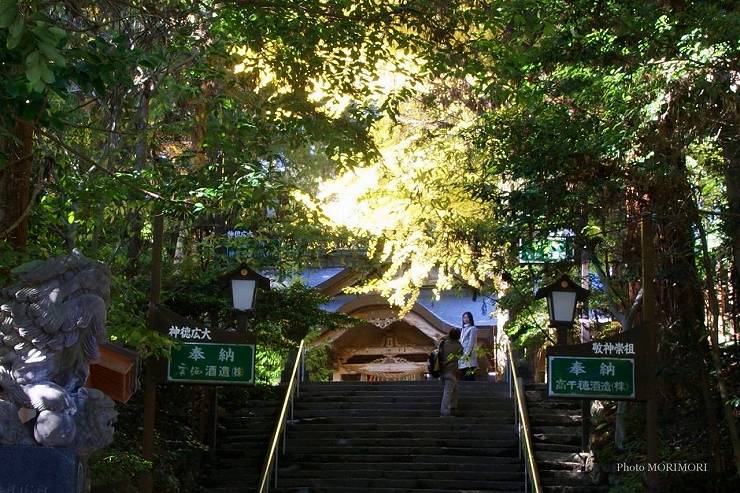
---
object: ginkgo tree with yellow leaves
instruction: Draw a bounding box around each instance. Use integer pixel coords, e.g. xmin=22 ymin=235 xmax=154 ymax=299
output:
xmin=295 ymin=74 xmax=502 ymax=312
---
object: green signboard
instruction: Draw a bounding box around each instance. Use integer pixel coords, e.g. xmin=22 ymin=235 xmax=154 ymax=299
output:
xmin=519 ymin=237 xmax=574 ymax=264
xmin=548 ymin=356 xmax=635 ymax=399
xmin=168 ymin=342 xmax=255 ymax=385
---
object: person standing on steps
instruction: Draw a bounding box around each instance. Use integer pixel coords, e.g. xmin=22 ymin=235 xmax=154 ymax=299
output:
xmin=440 ymin=328 xmax=462 ymax=417
xmin=458 ymin=311 xmax=478 ymax=381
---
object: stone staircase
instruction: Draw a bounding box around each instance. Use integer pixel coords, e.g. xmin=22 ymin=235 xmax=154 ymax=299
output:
xmin=199 ymin=398 xmax=281 ymax=493
xmin=271 ymin=380 xmax=525 ymax=493
xmin=525 ymin=383 xmax=607 ymax=493
xmin=201 ymin=381 xmax=609 ymax=493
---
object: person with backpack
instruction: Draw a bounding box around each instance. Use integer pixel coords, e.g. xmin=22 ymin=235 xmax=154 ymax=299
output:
xmin=440 ymin=328 xmax=462 ymax=417
xmin=458 ymin=311 xmax=478 ymax=381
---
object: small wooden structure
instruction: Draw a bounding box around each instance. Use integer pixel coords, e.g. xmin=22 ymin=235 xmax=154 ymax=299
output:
xmin=86 ymin=341 xmax=140 ymax=403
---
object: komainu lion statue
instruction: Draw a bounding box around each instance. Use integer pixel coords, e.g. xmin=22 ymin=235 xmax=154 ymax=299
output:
xmin=0 ymin=250 xmax=116 ymax=454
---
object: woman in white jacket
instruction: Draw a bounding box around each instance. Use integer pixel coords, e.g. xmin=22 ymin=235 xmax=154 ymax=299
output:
xmin=458 ymin=311 xmax=478 ymax=381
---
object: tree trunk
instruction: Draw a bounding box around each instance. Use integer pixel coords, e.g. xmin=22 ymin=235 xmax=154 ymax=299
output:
xmin=720 ymin=104 xmax=740 ymax=347
xmin=650 ymin=118 xmax=723 ymax=479
xmin=718 ymin=87 xmax=740 ymax=298
xmin=0 ymin=118 xmax=34 ymax=250
xmin=125 ymin=85 xmax=151 ymax=276
xmin=697 ymin=204 xmax=740 ymax=478
xmin=192 ymin=99 xmax=207 ymax=170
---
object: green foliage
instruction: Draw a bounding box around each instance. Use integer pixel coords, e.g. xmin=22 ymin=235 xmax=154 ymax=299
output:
xmin=1 ymin=0 xmax=738 ymax=486
xmin=89 ymin=451 xmax=151 ymax=488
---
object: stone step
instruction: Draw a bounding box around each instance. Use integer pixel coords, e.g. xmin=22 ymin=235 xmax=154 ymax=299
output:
xmin=271 ymin=477 xmax=525 ymax=491
xmin=525 ymin=383 xmax=548 ymax=391
xmin=217 ymin=446 xmax=518 ymax=460
xmin=292 ymin=409 xmax=514 ymax=418
xmin=525 ymin=390 xmax=545 ymax=401
xmin=536 ymin=451 xmax=588 ymax=470
xmin=278 ymin=461 xmax=524 ymax=473
xmin=217 ymin=454 xmax=520 ymax=468
xmin=534 ymin=443 xmax=584 ymax=453
xmin=297 ymin=389 xmax=511 ymax=396
xmin=205 ymin=488 xmax=525 ymax=493
xmin=543 ymin=487 xmax=609 ymax=493
xmin=540 ymin=470 xmax=602 ymax=487
xmin=280 ymin=419 xmax=515 ymax=429
xmin=283 ymin=469 xmax=523 ymax=481
xmin=222 ymin=425 xmax=517 ymax=437
xmin=214 ymin=448 xmax=266 ymax=459
xmin=298 ymin=391 xmax=511 ymax=396
xmin=295 ymin=399 xmax=513 ymax=408
xmin=297 ymin=395 xmax=513 ymax=403
xmin=213 ymin=468 xmax=524 ymax=484
xmin=527 ymin=414 xmax=582 ymax=426
xmin=531 ymin=426 xmax=581 ymax=435
xmin=283 ymin=429 xmax=517 ymax=440
xmin=220 ymin=417 xmax=280 ymax=426
xmin=272 ymin=482 xmax=524 ymax=493
xmin=531 ymin=433 xmax=581 ymax=446
xmin=220 ymin=433 xmax=271 ymax=443
xmin=287 ymin=416 xmax=515 ymax=425
xmin=223 ymin=437 xmax=517 ymax=450
xmin=528 ymin=400 xmax=583 ymax=411
xmin=301 ymin=381 xmax=507 ymax=387
xmin=283 ymin=445 xmax=517 ymax=456
xmin=203 ymin=381 xmax=529 ymax=493
xmin=294 ymin=400 xmax=512 ymax=409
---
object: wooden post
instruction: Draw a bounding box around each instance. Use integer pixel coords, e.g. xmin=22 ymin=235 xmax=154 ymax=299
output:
xmin=581 ymin=247 xmax=591 ymax=452
xmin=641 ymin=213 xmax=659 ymax=491
xmin=210 ymin=388 xmax=218 ymax=461
xmin=556 ymin=325 xmax=568 ymax=345
xmin=141 ymin=214 xmax=164 ymax=493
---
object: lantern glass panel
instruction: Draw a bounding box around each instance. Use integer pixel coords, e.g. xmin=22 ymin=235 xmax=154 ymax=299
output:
xmin=231 ymin=279 xmax=256 ymax=311
xmin=550 ymin=291 xmax=577 ymax=323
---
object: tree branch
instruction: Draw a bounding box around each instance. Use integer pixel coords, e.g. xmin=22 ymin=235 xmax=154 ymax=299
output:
xmin=38 ymin=129 xmax=192 ymax=205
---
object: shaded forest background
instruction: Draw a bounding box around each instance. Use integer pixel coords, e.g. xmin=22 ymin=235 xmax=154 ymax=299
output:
xmin=0 ymin=1 xmax=738 ymax=491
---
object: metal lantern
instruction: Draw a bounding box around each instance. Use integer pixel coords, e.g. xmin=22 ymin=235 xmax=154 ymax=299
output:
xmin=228 ymin=265 xmax=270 ymax=312
xmin=535 ymin=274 xmax=589 ymax=344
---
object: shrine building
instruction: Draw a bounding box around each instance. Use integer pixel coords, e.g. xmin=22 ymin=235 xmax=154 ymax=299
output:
xmin=282 ymin=267 xmax=500 ymax=382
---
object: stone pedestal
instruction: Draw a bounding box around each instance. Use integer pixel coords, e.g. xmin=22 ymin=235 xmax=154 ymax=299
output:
xmin=0 ymin=445 xmax=84 ymax=493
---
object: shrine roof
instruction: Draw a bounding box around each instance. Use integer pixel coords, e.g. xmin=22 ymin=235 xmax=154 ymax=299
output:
xmin=319 ymin=289 xmax=497 ymax=328
xmin=265 ymin=267 xmax=498 ymax=328
xmin=293 ymin=267 xmax=347 ymax=288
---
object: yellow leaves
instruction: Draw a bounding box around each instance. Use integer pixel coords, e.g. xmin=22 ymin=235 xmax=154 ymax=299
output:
xmin=230 ymin=43 xmax=290 ymax=95
xmin=308 ymin=78 xmax=353 ymax=117
xmin=300 ymin=101 xmax=496 ymax=312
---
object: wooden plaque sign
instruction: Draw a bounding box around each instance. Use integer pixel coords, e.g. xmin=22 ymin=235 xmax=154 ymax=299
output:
xmin=149 ymin=304 xmax=255 ymax=386
xmin=546 ymin=327 xmax=649 ymax=401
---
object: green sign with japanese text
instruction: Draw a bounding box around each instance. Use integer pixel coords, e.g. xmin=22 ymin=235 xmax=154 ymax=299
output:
xmin=548 ymin=356 xmax=635 ymax=399
xmin=519 ymin=236 xmax=574 ymax=264
xmin=168 ymin=342 xmax=255 ymax=385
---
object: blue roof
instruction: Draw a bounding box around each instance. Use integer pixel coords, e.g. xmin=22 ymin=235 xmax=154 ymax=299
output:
xmin=320 ymin=294 xmax=355 ymax=313
xmin=262 ymin=267 xmax=346 ymax=289
xmin=319 ymin=289 xmax=497 ymax=327
xmin=295 ymin=267 xmax=346 ymax=288
xmin=268 ymin=267 xmax=498 ymax=327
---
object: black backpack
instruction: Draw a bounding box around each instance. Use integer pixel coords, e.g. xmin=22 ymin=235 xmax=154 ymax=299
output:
xmin=428 ymin=339 xmax=446 ymax=378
